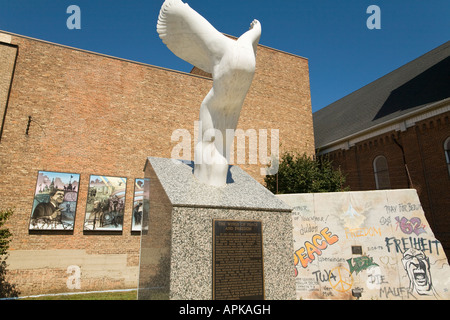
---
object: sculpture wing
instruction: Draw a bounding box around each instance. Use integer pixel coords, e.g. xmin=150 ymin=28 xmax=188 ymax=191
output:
xmin=157 ymin=0 xmax=233 ymax=74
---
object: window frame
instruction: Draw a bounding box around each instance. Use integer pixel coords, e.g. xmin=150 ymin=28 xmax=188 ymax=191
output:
xmin=373 ymin=155 xmax=391 ymax=190
xmin=444 ymin=137 xmax=450 ymax=177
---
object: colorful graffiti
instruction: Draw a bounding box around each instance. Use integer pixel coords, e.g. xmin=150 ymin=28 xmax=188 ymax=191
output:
xmin=329 ymin=267 xmax=353 ymax=293
xmin=395 ymin=216 xmax=426 ymax=235
xmin=347 ymin=256 xmax=378 ymax=275
xmin=294 ymin=227 xmax=339 ymax=273
xmin=280 ymin=190 xmax=450 ymax=300
xmin=345 ymin=227 xmax=382 ymax=239
xmin=385 ymin=236 xmax=441 ymax=255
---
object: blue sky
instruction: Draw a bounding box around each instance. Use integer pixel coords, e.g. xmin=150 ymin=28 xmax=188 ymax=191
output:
xmin=39 ymin=171 xmax=79 ymax=184
xmin=1 ymin=0 xmax=449 ymax=112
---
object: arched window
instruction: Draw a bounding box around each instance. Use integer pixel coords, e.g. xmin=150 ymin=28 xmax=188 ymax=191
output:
xmin=445 ymin=137 xmax=450 ymax=176
xmin=373 ymin=155 xmax=391 ymax=190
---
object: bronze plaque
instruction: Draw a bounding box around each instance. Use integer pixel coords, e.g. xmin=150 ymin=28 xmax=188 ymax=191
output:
xmin=212 ymin=219 xmax=264 ymax=300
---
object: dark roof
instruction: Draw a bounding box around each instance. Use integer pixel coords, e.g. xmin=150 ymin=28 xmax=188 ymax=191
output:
xmin=313 ymin=41 xmax=450 ymax=149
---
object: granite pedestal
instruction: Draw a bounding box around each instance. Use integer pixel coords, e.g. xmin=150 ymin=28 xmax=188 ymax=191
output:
xmin=138 ymin=157 xmax=295 ymax=300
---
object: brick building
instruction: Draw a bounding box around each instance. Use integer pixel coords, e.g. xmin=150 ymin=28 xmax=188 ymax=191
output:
xmin=0 ymin=30 xmax=314 ymax=296
xmin=313 ymin=41 xmax=450 ymax=257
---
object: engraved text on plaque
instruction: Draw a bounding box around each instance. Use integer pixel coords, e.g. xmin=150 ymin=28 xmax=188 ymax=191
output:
xmin=212 ymin=220 xmax=264 ymax=300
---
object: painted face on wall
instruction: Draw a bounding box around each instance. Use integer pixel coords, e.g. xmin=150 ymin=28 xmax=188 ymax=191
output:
xmin=401 ymin=248 xmax=433 ymax=295
xmin=51 ymin=190 xmax=65 ymax=205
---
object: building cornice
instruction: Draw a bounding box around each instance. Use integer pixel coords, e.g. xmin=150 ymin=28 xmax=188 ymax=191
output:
xmin=0 ymin=30 xmax=308 ymax=80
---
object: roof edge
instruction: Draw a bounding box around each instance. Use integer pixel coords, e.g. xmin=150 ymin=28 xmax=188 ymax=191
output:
xmin=0 ymin=29 xmax=308 ymax=79
xmin=0 ymin=29 xmax=213 ymax=80
xmin=222 ymin=33 xmax=309 ymax=61
xmin=314 ymin=40 xmax=450 ymax=117
xmin=316 ymin=97 xmax=450 ymax=152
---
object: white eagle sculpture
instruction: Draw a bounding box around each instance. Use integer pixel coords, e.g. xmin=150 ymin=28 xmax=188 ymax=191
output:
xmin=157 ymin=0 xmax=261 ymax=187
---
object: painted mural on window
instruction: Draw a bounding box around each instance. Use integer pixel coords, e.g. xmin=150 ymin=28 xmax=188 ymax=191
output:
xmin=132 ymin=178 xmax=150 ymax=232
xmin=84 ymin=175 xmax=127 ymax=231
xmin=29 ymin=171 xmax=80 ymax=230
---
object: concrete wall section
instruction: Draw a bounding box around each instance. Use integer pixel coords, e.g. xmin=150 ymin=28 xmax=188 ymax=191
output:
xmin=278 ymin=189 xmax=450 ymax=300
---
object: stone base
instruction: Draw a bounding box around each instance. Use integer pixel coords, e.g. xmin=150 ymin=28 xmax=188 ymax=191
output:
xmin=138 ymin=157 xmax=295 ymax=300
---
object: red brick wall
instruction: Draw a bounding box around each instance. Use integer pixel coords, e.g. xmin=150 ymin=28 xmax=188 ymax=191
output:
xmin=0 ymin=32 xmax=314 ymax=295
xmin=407 ymin=113 xmax=450 ymax=250
xmin=326 ymin=111 xmax=450 ymax=257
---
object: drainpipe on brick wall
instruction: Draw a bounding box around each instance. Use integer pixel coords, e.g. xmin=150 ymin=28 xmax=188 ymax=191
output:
xmin=393 ymin=136 xmax=413 ymax=188
xmin=414 ymin=126 xmax=437 ymax=230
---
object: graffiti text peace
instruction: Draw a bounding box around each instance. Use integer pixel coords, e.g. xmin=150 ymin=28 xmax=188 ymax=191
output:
xmin=294 ymin=227 xmax=339 ymax=273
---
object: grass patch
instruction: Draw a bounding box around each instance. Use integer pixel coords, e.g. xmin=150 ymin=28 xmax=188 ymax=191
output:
xmin=23 ymin=289 xmax=137 ymax=300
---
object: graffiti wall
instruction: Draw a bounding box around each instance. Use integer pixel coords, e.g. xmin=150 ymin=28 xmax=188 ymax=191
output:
xmin=277 ymin=189 xmax=450 ymax=300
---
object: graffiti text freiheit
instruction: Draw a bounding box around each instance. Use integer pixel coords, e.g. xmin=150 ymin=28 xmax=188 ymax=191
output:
xmin=385 ymin=236 xmax=441 ymax=255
